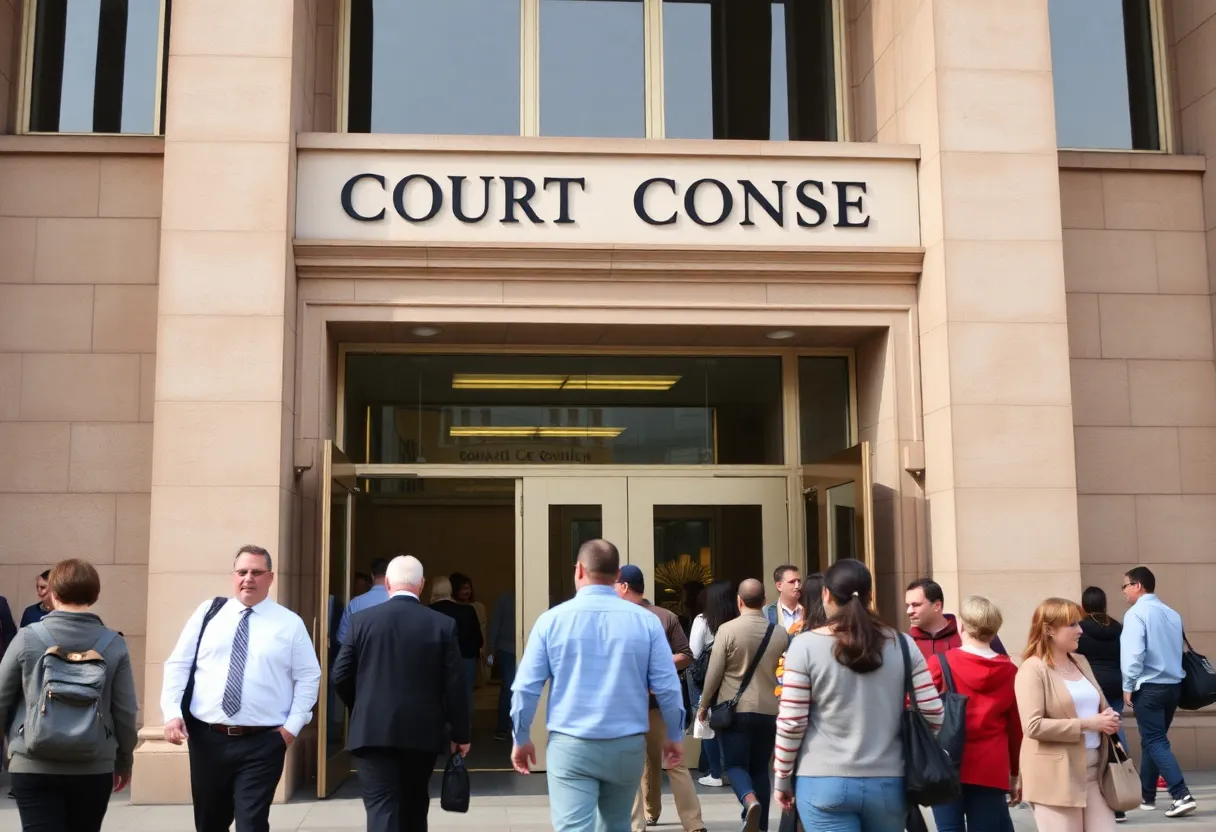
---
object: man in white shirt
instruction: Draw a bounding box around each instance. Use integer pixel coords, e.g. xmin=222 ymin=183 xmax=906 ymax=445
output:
xmin=762 ymin=565 xmax=802 ymax=629
xmin=161 ymin=545 xmax=321 ymax=832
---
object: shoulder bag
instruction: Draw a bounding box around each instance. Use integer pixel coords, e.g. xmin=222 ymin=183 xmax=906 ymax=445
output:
xmin=1179 ymin=631 xmax=1216 ymax=711
xmin=898 ymin=634 xmax=960 ymax=807
xmin=689 ymin=635 xmax=714 ymax=689
xmin=1099 ymin=734 xmax=1140 ymax=812
xmin=935 ymin=652 xmax=969 ymax=770
xmin=708 ymin=622 xmax=775 ymax=732
xmin=181 ymin=596 xmax=229 ymax=719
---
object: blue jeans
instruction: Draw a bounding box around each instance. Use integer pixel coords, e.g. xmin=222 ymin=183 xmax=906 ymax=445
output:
xmin=546 ymin=732 xmax=646 ymax=832
xmin=495 ymin=650 xmax=516 ymax=734
xmin=1110 ymin=698 xmax=1129 ymax=751
xmin=720 ymin=713 xmax=778 ymax=832
xmin=688 ymin=676 xmax=723 ymax=779
xmin=931 ymin=784 xmax=1014 ymax=832
xmin=796 ymin=775 xmax=905 ymax=832
xmin=1132 ymin=683 xmax=1189 ymax=803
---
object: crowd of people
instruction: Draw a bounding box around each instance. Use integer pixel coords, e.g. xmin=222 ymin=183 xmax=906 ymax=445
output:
xmin=0 ymin=545 xmax=1202 ymax=832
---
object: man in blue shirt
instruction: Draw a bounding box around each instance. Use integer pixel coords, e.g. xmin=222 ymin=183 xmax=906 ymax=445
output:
xmin=1120 ymin=566 xmax=1196 ymax=818
xmin=337 ymin=558 xmax=390 ymax=644
xmin=511 ymin=539 xmax=685 ymax=832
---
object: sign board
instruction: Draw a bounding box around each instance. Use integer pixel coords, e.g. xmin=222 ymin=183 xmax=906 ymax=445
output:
xmin=295 ymin=149 xmax=921 ymax=248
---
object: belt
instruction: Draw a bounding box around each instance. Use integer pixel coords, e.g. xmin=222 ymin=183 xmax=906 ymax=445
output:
xmin=205 ymin=723 xmax=277 ymax=737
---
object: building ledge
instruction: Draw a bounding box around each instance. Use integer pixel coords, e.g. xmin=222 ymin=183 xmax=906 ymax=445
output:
xmin=1058 ymin=149 xmax=1205 ymax=172
xmin=0 ymin=134 xmax=165 ymax=155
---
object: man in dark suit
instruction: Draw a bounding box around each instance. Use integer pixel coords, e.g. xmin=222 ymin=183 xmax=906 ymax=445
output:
xmin=333 ymin=555 xmax=471 ymax=832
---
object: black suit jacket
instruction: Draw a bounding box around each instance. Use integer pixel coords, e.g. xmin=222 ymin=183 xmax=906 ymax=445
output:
xmin=332 ymin=594 xmax=470 ymax=753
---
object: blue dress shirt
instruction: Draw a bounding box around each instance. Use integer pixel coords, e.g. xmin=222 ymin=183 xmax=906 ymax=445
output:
xmin=511 ymin=584 xmax=685 ymax=745
xmin=337 ymin=584 xmax=389 ymax=645
xmin=1120 ymin=593 xmax=1185 ymax=692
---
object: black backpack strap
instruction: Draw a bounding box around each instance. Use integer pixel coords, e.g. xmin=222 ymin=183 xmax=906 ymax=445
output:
xmin=938 ymin=651 xmax=957 ymax=694
xmin=898 ymin=633 xmax=919 ymax=713
xmin=181 ymin=597 xmax=229 ymax=720
xmin=731 ymin=622 xmax=776 ymax=706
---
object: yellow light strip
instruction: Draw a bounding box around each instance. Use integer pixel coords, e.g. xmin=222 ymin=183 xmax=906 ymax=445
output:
xmin=451 ymin=375 xmax=566 ymax=390
xmin=449 ymin=427 xmax=539 ymax=437
xmin=451 ymin=373 xmax=681 ymax=391
xmin=448 ymin=426 xmax=626 ymax=439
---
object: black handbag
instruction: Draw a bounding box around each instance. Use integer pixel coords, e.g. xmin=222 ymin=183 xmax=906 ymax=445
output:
xmin=440 ymin=753 xmax=470 ymax=813
xmin=708 ymin=622 xmax=776 ymax=731
xmin=898 ymin=635 xmax=960 ymax=807
xmin=690 ymin=639 xmax=713 ymax=688
xmin=777 ymin=807 xmax=800 ymax=832
xmin=935 ymin=652 xmax=969 ymax=770
xmin=1179 ymin=632 xmax=1216 ymax=711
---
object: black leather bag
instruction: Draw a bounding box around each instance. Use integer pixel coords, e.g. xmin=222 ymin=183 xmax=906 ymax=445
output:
xmin=690 ymin=640 xmax=713 ymax=689
xmin=935 ymin=652 xmax=969 ymax=770
xmin=440 ymin=753 xmax=470 ymax=813
xmin=898 ymin=635 xmax=961 ymax=807
xmin=1180 ymin=632 xmax=1216 ymax=711
xmin=708 ymin=623 xmax=776 ymax=732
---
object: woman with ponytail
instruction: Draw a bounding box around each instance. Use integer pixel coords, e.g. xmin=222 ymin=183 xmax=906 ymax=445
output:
xmin=773 ymin=559 xmax=944 ymax=831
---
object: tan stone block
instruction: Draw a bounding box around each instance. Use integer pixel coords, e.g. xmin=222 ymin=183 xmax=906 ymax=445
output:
xmin=98 ymin=157 xmax=164 ymax=218
xmin=34 ymin=218 xmax=160 ymax=284
xmin=956 ymin=569 xmax=1081 ymax=657
xmin=939 ymin=152 xmax=1062 ymax=242
xmin=0 ymin=156 xmax=100 ymax=217
xmin=947 ymin=322 xmax=1072 ymax=406
xmin=918 ymin=153 xmax=944 ymax=248
xmin=953 ymin=487 xmax=1080 ymax=572
xmin=1074 ymin=427 xmax=1181 ymax=495
xmin=1070 ymin=359 xmax=1131 ymax=426
xmin=313 ymin=94 xmax=335 ymax=133
xmin=1058 ymin=171 xmax=1104 ymax=230
xmin=1136 ymin=495 xmax=1216 ymax=563
xmin=1179 ymin=428 xmax=1216 ymax=493
xmin=1196 ymin=726 xmax=1216 ymax=770
xmin=315 ymin=25 xmax=335 ymax=96
xmin=874 ymin=48 xmax=898 ymax=132
xmin=116 ymin=493 xmax=151 ymax=564
xmin=932 ymin=0 xmax=1052 ymax=72
xmin=19 ymin=354 xmax=140 ymax=422
xmin=0 ymin=494 xmax=116 ymax=564
xmin=852 ymin=72 xmax=878 ymax=143
xmin=0 ymin=218 xmax=36 ymax=282
xmin=1098 ymin=295 xmax=1214 ymax=360
xmin=1174 ymin=12 xmax=1216 ymax=108
xmin=92 ymin=285 xmax=159 ymax=353
xmin=158 ymin=230 xmax=287 ymax=316
xmin=91 ymin=565 xmax=150 ymax=636
xmin=901 ymin=70 xmax=939 ymax=159
xmin=155 ymin=315 xmax=285 ymax=402
xmin=1076 ymin=495 xmax=1138 ymax=565
xmin=0 ymin=354 xmax=19 ymax=421
xmin=1100 ymin=172 xmax=1205 ymax=231
xmin=1065 ymin=293 xmax=1101 ymax=359
xmin=850 ymin=0 xmax=876 ymax=86
xmin=951 ymin=405 xmax=1077 ymax=489
xmin=898 ymin=1 xmax=936 ymax=94
xmin=927 ymin=489 xmax=958 ymax=574
xmin=144 ymin=572 xmax=240 ymax=660
xmin=923 ymin=407 xmax=955 ymax=495
xmin=0 ymin=423 xmax=70 ymax=492
xmin=69 ymin=424 xmax=153 ymax=493
xmin=1062 ymin=230 xmax=1158 ymax=294
xmin=165 ymin=56 xmax=292 ymax=142
xmin=140 ymin=355 xmax=156 ymax=422
xmin=944 ymin=240 xmax=1068 ymax=323
xmin=1154 ymin=231 xmax=1210 ymax=295
xmin=936 ymin=69 xmax=1055 ymax=154
xmin=919 ymin=324 xmax=950 ymax=415
xmin=1127 ymin=360 xmax=1216 ymax=427
xmin=151 ymin=402 xmax=282 ymax=487
xmin=168 ymin=0 xmax=293 ymax=57
xmin=917 ymin=243 xmax=946 ymax=335
xmin=0 ymin=285 xmax=94 ymax=352
xmin=161 ymin=142 xmax=290 ymax=233
xmin=1183 ymin=564 xmax=1216 ymax=632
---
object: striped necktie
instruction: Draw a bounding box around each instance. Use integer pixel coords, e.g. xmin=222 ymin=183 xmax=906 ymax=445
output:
xmin=221 ymin=607 xmax=253 ymax=718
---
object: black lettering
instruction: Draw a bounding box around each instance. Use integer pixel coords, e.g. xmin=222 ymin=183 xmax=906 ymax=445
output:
xmin=450 ymin=175 xmax=494 ymax=223
xmin=392 ymin=174 xmax=443 ymax=223
xmin=501 ymin=176 xmax=544 ymax=224
xmin=684 ymin=178 xmax=733 ymax=226
xmin=340 ymin=173 xmax=386 ymax=222
xmin=740 ymin=180 xmax=786 ymax=227
xmin=543 ymin=177 xmax=586 ymax=224
xmin=796 ymin=180 xmax=828 ymax=228
xmin=833 ymin=181 xmax=870 ymax=228
xmin=633 ymin=178 xmax=678 ymax=226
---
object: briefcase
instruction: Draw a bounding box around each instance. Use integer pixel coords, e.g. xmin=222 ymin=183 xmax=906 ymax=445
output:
xmin=440 ymin=753 xmax=470 ymax=813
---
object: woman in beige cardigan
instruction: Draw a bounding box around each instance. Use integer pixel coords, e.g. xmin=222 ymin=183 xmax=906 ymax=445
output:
xmin=1014 ymin=598 xmax=1123 ymax=832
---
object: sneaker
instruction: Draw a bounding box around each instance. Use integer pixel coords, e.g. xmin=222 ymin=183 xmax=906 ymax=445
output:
xmin=698 ymin=775 xmax=724 ymax=787
xmin=1140 ymin=802 xmax=1156 ymax=811
xmin=1115 ymin=811 xmax=1126 ymax=823
xmin=1165 ymin=796 xmax=1197 ymax=818
xmin=742 ymin=801 xmax=761 ymax=832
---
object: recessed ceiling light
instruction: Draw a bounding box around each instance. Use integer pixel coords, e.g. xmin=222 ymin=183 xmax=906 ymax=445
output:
xmin=411 ymin=326 xmax=441 ymax=337
xmin=766 ymin=330 xmax=796 ymax=340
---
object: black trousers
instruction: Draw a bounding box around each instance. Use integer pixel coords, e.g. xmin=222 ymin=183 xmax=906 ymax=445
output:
xmin=10 ymin=772 xmax=113 ymax=832
xmin=187 ymin=725 xmax=288 ymax=832
xmin=354 ymin=747 xmax=438 ymax=832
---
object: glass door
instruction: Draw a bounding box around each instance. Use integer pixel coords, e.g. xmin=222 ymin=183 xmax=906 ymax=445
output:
xmin=519 ymin=477 xmax=628 ymax=771
xmin=316 ymin=440 xmax=356 ymax=797
xmin=802 ymin=441 xmax=874 ymax=576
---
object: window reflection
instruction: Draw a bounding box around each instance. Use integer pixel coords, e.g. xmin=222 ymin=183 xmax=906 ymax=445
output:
xmin=652 ymin=505 xmax=762 ymax=617
xmin=347 ymin=0 xmax=521 ymax=135
xmin=799 ymin=356 xmax=851 ymax=463
xmin=540 ymin=0 xmax=645 ymax=138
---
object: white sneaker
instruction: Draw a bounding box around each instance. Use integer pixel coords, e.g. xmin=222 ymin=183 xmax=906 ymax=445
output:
xmin=698 ymin=775 xmax=723 ymax=787
xmin=1165 ymin=796 xmax=1197 ymax=818
xmin=1140 ymin=802 xmax=1156 ymax=811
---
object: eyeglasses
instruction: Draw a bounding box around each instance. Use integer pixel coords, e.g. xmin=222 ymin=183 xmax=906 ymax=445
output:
xmin=234 ymin=569 xmax=270 ymax=579
xmin=1121 ymin=582 xmax=1138 ymax=590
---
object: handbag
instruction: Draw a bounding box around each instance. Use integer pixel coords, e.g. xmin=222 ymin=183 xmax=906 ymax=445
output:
xmin=708 ymin=622 xmax=776 ymax=732
xmin=440 ymin=752 xmax=470 ymax=813
xmin=898 ymin=634 xmax=960 ymax=806
xmin=1099 ymin=735 xmax=1140 ymax=812
xmin=1179 ymin=632 xmax=1216 ymax=711
xmin=690 ymin=638 xmax=713 ymax=688
xmin=935 ymin=652 xmax=969 ymax=770
xmin=777 ymin=807 xmax=800 ymax=832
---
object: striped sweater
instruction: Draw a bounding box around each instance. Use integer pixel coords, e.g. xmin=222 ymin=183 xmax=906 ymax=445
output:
xmin=773 ymin=630 xmax=943 ymax=792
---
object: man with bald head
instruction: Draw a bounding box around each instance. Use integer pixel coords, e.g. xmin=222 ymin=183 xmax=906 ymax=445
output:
xmin=511 ymin=540 xmax=685 ymax=832
xmin=697 ymin=579 xmax=789 ymax=832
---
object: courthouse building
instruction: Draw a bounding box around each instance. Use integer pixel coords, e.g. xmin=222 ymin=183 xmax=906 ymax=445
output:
xmin=0 ymin=0 xmax=1215 ymax=802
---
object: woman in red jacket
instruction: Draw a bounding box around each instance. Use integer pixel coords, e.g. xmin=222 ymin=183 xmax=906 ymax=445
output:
xmin=928 ymin=596 xmax=1023 ymax=832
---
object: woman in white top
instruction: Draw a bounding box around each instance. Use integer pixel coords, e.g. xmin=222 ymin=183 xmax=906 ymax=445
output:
xmin=688 ymin=579 xmax=737 ymax=786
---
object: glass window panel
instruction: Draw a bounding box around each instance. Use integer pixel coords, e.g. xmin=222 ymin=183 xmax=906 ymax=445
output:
xmin=550 ymin=505 xmax=603 ymax=605
xmin=29 ymin=0 xmax=165 ymax=134
xmin=347 ymin=0 xmax=520 ymax=135
xmin=799 ymin=356 xmax=851 ymax=463
xmin=1048 ymin=0 xmax=1159 ymax=150
xmin=652 ymin=504 xmax=762 ymax=615
xmin=344 ymin=353 xmax=784 ymax=465
xmin=540 ymin=0 xmax=645 ymax=138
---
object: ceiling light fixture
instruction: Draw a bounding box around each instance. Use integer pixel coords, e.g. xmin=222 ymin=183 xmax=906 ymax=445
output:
xmin=766 ymin=330 xmax=796 ymax=340
xmin=448 ymin=425 xmax=626 ymax=439
xmin=451 ymin=373 xmax=680 ymax=391
xmin=411 ymin=326 xmax=441 ymax=337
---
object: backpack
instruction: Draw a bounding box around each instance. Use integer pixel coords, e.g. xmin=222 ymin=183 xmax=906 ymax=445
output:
xmin=689 ymin=637 xmax=713 ymax=688
xmin=22 ymin=622 xmax=118 ymax=762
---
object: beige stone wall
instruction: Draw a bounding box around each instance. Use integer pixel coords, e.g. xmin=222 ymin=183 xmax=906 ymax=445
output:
xmin=0 ymin=148 xmax=162 ymax=712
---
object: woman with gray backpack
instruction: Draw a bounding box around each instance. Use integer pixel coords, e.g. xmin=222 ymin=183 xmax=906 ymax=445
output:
xmin=0 ymin=558 xmax=138 ymax=831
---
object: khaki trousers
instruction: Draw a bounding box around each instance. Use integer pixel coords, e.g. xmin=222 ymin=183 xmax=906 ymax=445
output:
xmin=1030 ymin=748 xmax=1118 ymax=832
xmin=631 ymin=709 xmax=704 ymax=832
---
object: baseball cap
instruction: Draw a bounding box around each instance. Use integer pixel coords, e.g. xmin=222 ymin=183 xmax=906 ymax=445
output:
xmin=617 ymin=564 xmax=645 ymax=593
